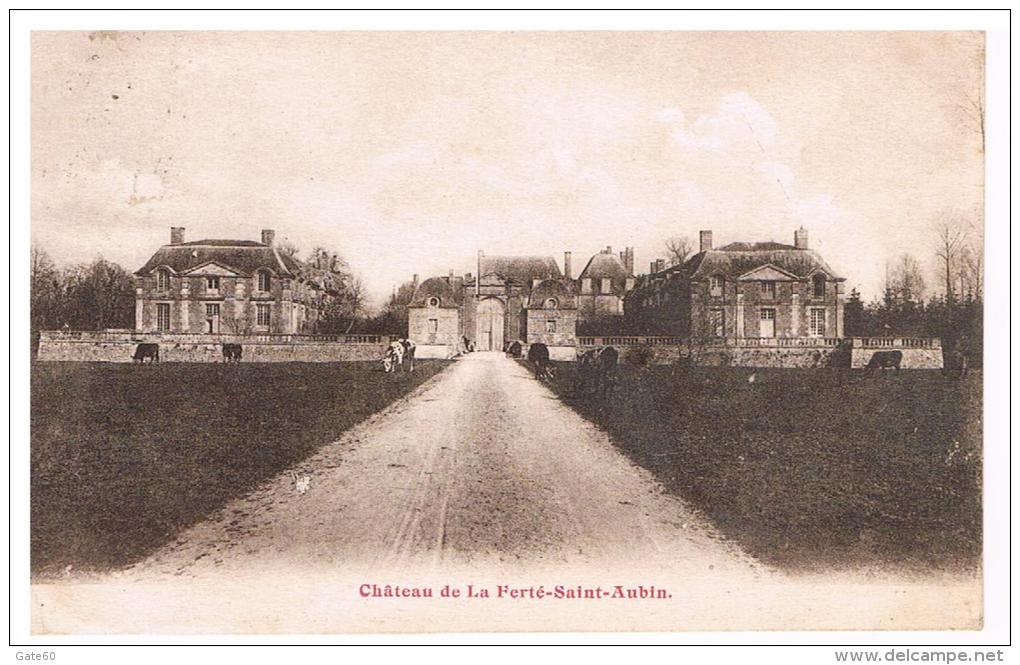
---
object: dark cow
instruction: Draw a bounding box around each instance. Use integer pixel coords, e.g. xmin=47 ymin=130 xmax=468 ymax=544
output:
xmin=132 ymin=343 xmax=160 ymax=364
xmin=576 ymin=346 xmax=619 ymax=398
xmin=400 ymin=338 xmax=416 ymax=372
xmin=222 ymin=343 xmax=242 ymax=363
xmin=943 ymin=348 xmax=969 ymax=379
xmin=505 ymin=340 xmax=522 ymax=359
xmin=527 ymin=343 xmax=555 ymax=382
xmin=866 ymin=350 xmax=902 ymax=371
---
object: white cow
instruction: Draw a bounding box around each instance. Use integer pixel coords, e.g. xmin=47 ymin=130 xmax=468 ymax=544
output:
xmin=382 ymin=341 xmax=404 ymax=373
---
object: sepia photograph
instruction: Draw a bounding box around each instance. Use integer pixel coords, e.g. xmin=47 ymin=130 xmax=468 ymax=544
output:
xmin=12 ymin=11 xmax=1008 ymax=647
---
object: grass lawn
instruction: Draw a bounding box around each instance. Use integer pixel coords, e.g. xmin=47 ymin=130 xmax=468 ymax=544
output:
xmin=542 ymin=363 xmax=982 ymax=573
xmin=30 ymin=360 xmax=449 ymax=578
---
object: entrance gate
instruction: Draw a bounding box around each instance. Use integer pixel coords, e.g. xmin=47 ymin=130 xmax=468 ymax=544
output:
xmin=476 ymin=297 xmax=505 ymax=351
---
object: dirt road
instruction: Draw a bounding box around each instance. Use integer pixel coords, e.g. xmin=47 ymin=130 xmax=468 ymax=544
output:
xmin=31 ymin=353 xmax=980 ymax=633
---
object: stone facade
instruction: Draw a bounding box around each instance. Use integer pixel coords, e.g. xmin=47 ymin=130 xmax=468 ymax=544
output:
xmin=134 ymin=227 xmax=340 ymax=335
xmin=626 ymin=227 xmax=845 ymax=340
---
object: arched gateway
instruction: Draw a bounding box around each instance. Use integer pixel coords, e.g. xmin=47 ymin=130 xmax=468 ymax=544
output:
xmin=476 ymin=297 xmax=505 ymax=351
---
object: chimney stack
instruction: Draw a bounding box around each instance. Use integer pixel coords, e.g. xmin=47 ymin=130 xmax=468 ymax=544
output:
xmin=170 ymin=227 xmax=185 ymax=245
xmin=606 ymin=245 xmax=613 ymax=255
xmin=795 ymin=226 xmax=809 ymax=249
xmin=699 ymin=230 xmax=713 ymax=252
xmin=621 ymin=247 xmax=634 ymax=274
xmin=448 ymin=269 xmax=455 ymax=283
xmin=564 ymin=251 xmax=572 ymax=280
xmin=650 ymin=261 xmax=657 ymax=275
xmin=261 ymin=229 xmax=276 ymax=246
xmin=413 ymin=273 xmax=419 ymax=286
xmin=655 ymin=258 xmax=667 ymax=273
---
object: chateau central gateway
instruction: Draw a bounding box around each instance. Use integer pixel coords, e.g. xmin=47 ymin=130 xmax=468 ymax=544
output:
xmin=407 ymin=247 xmax=636 ymax=360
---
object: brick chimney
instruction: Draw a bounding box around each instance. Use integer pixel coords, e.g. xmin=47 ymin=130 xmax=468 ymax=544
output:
xmin=655 ymin=258 xmax=667 ymax=273
xmin=413 ymin=273 xmax=419 ymax=286
xmin=261 ymin=229 xmax=275 ymax=246
xmin=699 ymin=230 xmax=713 ymax=252
xmin=170 ymin=227 xmax=185 ymax=245
xmin=448 ymin=269 xmax=455 ymax=283
xmin=606 ymin=245 xmax=613 ymax=255
xmin=564 ymin=251 xmax=572 ymax=279
xmin=794 ymin=226 xmax=809 ymax=249
xmin=622 ymin=247 xmax=635 ymax=274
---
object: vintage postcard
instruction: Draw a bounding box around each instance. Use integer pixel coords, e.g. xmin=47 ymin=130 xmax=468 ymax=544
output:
xmin=24 ymin=26 xmax=995 ymax=638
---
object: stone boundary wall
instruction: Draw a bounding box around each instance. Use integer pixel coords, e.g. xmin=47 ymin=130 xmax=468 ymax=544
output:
xmin=36 ymin=331 xmax=393 ymax=363
xmin=577 ymin=336 xmax=943 ymax=369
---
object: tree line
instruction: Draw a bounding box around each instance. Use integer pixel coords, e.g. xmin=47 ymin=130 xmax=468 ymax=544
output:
xmin=29 ymin=243 xmax=412 ymax=353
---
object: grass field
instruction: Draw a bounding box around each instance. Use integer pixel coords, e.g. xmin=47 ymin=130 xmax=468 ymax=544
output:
xmin=542 ymin=363 xmax=982 ymax=573
xmin=30 ymin=360 xmax=449 ymax=578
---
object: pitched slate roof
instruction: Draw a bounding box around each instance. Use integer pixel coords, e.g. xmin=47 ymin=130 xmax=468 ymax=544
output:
xmin=477 ymin=255 xmax=562 ymax=285
xmin=578 ymin=251 xmax=631 ymax=280
xmin=527 ymin=279 xmax=578 ymax=309
xmin=684 ymin=245 xmax=842 ymax=281
xmin=409 ymin=276 xmax=466 ymax=308
xmin=135 ymin=240 xmax=296 ymax=277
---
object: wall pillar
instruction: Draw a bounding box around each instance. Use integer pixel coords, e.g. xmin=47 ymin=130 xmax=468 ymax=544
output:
xmin=180 ymin=279 xmax=190 ymax=332
xmin=791 ymin=288 xmax=800 ymax=336
xmin=135 ymin=287 xmax=144 ymax=332
xmin=735 ymin=292 xmax=744 ymax=338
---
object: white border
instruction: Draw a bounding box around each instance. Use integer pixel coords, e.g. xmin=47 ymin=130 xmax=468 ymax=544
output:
xmin=7 ymin=8 xmax=1013 ymax=656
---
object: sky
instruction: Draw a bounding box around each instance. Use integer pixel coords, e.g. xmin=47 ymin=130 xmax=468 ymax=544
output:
xmin=31 ymin=31 xmax=984 ymax=307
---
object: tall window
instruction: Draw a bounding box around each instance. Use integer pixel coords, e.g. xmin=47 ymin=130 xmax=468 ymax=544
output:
xmin=257 ymin=271 xmax=272 ymax=293
xmin=710 ymin=308 xmax=725 ymax=337
xmin=156 ymin=303 xmax=171 ymax=332
xmin=428 ymin=319 xmax=438 ymax=334
xmin=601 ymin=278 xmax=612 ymax=294
xmin=809 ymin=307 xmax=827 ymax=337
xmin=256 ymin=303 xmax=271 ymax=327
xmin=761 ymin=280 xmax=776 ymax=299
xmin=205 ymin=303 xmax=220 ymax=333
xmin=760 ymin=308 xmax=776 ymax=338
xmin=206 ymin=276 xmax=220 ymax=293
xmin=709 ymin=275 xmax=724 ymax=297
xmin=156 ymin=269 xmax=171 ymax=292
xmin=813 ymin=274 xmax=826 ymax=298
xmin=546 ymin=319 xmax=557 ymax=333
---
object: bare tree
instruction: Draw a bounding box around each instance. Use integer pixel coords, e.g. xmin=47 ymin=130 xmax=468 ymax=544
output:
xmin=276 ymin=239 xmax=301 ymax=259
xmin=664 ymin=236 xmax=693 ymax=267
xmin=935 ymin=216 xmax=966 ymax=301
xmin=886 ymin=253 xmax=927 ymax=305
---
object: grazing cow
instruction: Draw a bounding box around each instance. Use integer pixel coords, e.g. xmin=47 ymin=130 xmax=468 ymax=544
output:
xmin=866 ymin=350 xmax=902 ymax=371
xmin=222 ymin=343 xmax=242 ymax=363
xmin=132 ymin=343 xmax=160 ymax=364
xmin=944 ymin=348 xmax=969 ymax=379
xmin=382 ymin=340 xmax=404 ymax=373
xmin=527 ymin=343 xmax=555 ymax=382
xmin=400 ymin=338 xmax=416 ymax=372
xmin=576 ymin=346 xmax=618 ymax=398
xmin=506 ymin=340 xmax=523 ymax=359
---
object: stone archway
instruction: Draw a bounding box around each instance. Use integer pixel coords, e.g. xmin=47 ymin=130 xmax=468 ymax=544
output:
xmin=476 ymin=297 xmax=505 ymax=352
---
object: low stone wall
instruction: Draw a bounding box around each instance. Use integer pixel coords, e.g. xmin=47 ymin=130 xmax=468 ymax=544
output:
xmin=577 ymin=336 xmax=943 ymax=369
xmin=36 ymin=332 xmax=392 ymax=363
xmin=415 ymin=344 xmax=459 ymax=359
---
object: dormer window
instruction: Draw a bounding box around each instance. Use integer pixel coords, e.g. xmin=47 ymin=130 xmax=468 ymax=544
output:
xmin=257 ymin=271 xmax=272 ymax=293
xmin=709 ymin=275 xmax=724 ymax=297
xmin=812 ymin=274 xmax=826 ymax=298
xmin=601 ymin=278 xmax=612 ymax=293
xmin=543 ymin=297 xmax=558 ymax=310
xmin=426 ymin=296 xmax=440 ymax=308
xmin=156 ymin=268 xmax=171 ymax=291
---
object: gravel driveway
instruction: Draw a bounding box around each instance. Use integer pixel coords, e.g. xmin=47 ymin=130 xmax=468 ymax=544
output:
xmin=32 ymin=352 xmax=980 ymax=633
